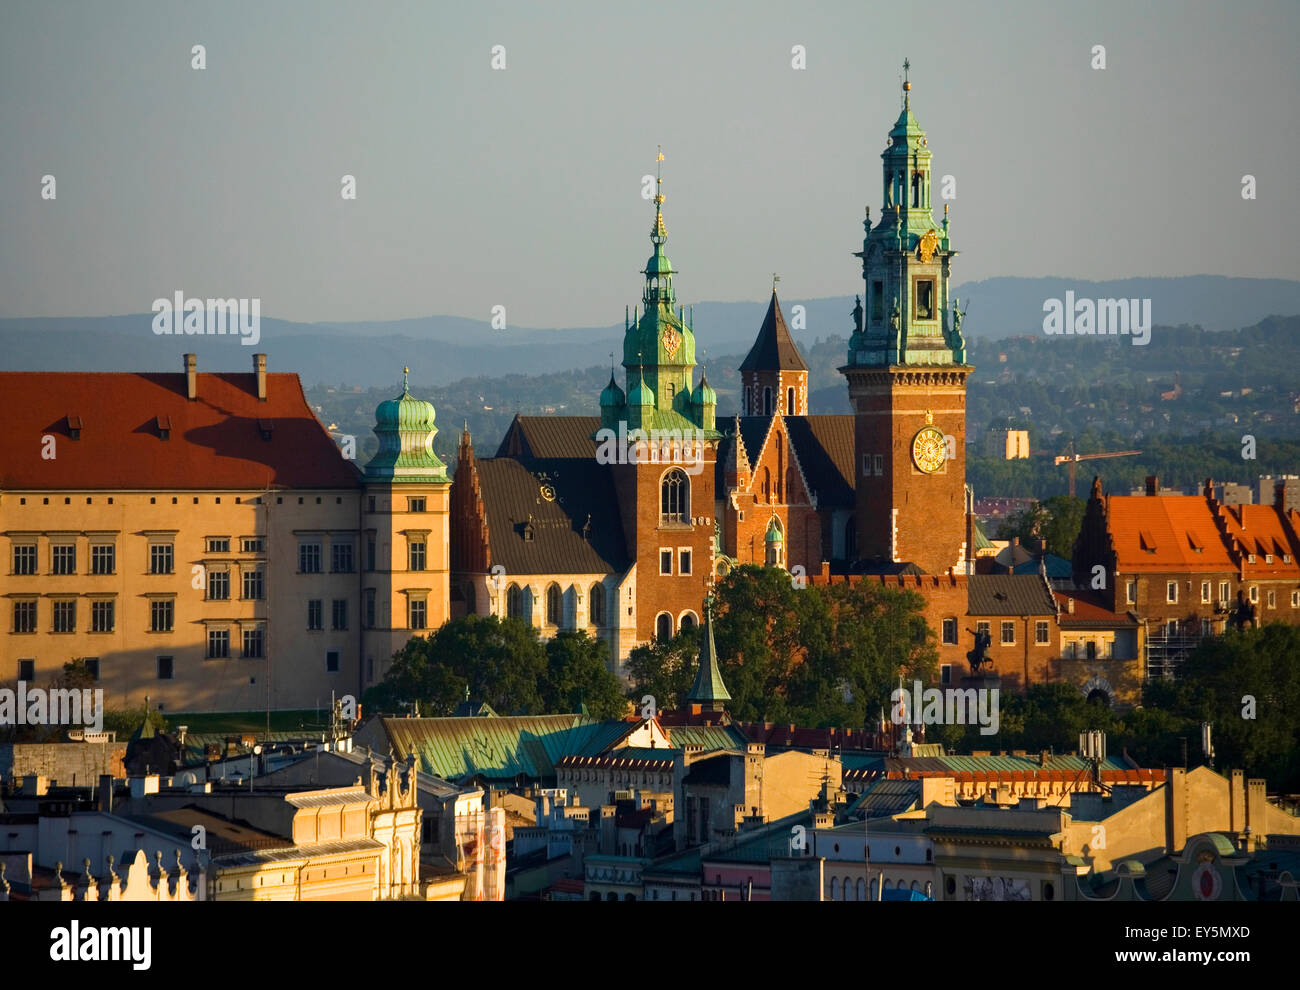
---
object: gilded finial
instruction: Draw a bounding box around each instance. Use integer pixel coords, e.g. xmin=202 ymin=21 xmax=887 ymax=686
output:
xmin=653 ymin=146 xmax=667 ymax=240
xmin=772 ymin=272 xmax=781 ymax=291
xmin=902 ymin=58 xmax=911 ymax=109
xmin=402 ymin=366 xmax=410 ymax=393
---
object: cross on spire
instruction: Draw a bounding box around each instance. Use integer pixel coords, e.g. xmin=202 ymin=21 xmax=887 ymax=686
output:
xmin=902 ymin=58 xmax=911 ymax=109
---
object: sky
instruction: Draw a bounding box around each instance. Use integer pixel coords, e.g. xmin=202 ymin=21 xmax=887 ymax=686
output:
xmin=2 ymin=0 xmax=1296 ymax=328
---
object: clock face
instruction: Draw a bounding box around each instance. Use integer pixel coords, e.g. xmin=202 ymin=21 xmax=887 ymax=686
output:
xmin=912 ymin=426 xmax=946 ymax=473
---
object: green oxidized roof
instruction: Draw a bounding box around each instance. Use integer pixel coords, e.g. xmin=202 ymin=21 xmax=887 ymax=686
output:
xmin=765 ymin=518 xmax=783 ymax=543
xmin=364 ymin=369 xmax=449 ymax=483
xmin=600 ymin=373 xmax=626 ymax=408
xmin=691 ymin=373 xmax=716 ymax=406
xmin=687 ymin=606 xmax=731 ymax=705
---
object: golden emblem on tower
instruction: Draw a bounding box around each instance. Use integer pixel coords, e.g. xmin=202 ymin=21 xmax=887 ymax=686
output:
xmin=918 ymin=228 xmax=939 ymax=263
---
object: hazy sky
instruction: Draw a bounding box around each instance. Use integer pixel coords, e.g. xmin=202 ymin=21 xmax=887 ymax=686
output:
xmin=2 ymin=0 xmax=1296 ymax=328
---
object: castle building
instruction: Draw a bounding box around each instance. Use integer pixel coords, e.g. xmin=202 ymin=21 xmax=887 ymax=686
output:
xmin=0 ymin=358 xmax=450 ymax=712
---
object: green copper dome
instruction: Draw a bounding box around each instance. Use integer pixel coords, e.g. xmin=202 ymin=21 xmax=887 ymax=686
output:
xmin=600 ymin=372 xmax=626 ymax=408
xmin=765 ymin=518 xmax=784 ymax=543
xmin=364 ymin=369 xmax=449 ymax=484
xmin=629 ymin=377 xmax=654 ymax=407
xmin=691 ymin=372 xmax=716 ymax=406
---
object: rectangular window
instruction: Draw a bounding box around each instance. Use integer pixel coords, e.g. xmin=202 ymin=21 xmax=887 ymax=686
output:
xmin=151 ymin=599 xmax=174 ymax=633
xmin=408 ymin=541 xmax=426 ymax=572
xmin=241 ymin=568 xmax=264 ymax=600
xmin=91 ymin=600 xmax=115 ymax=633
xmin=150 ymin=543 xmax=174 ymax=575
xmin=1220 ymin=581 xmax=1230 ymax=602
xmin=942 ymin=618 xmax=957 ymax=644
xmin=871 ymin=280 xmax=884 ymax=323
xmin=53 ymin=600 xmax=76 ymax=633
xmin=332 ymin=541 xmax=355 ymax=573
xmin=660 ymin=549 xmax=672 ymax=575
xmin=207 ymin=569 xmax=230 ymax=601
xmin=1201 ymin=581 xmax=1211 ymax=603
xmin=409 ymin=497 xmax=426 ymax=513
xmin=409 ymin=599 xmax=427 ymax=630
xmin=206 ymin=538 xmax=230 ymax=554
xmin=1035 ymin=620 xmax=1050 ymax=645
xmin=12 ymin=544 xmax=37 ymax=575
xmin=1166 ymin=620 xmax=1179 ymax=636
xmin=14 ymin=600 xmax=37 ymax=633
xmin=873 ymin=454 xmax=884 ymax=476
xmin=1166 ymin=582 xmax=1178 ymax=604
xmin=307 ymin=599 xmax=323 ymax=631
xmin=1267 ymin=590 xmax=1276 ymax=609
xmin=680 ymin=549 xmax=692 ymax=576
xmin=366 ymin=536 xmax=376 ymax=571
xmin=914 ymin=278 xmax=935 ymax=320
xmin=976 ymin=620 xmax=990 ymax=638
xmin=1000 ymin=621 xmax=1015 ymax=645
xmin=1292 ymin=590 xmax=1300 ymax=608
xmin=242 ymin=537 xmax=264 ymax=554
xmin=52 ymin=543 xmax=77 ymax=574
xmin=157 ymin=656 xmax=174 ymax=680
xmin=368 ymin=496 xmax=376 ymax=513
xmin=862 ymin=454 xmax=871 ymax=478
xmin=364 ymin=589 xmax=376 ymax=629
xmin=326 ymin=650 xmax=340 ymax=673
xmin=243 ymin=628 xmax=264 ymax=658
xmin=1086 ymin=641 xmax=1097 ymax=661
xmin=18 ymin=659 xmax=35 ymax=681
xmin=84 ymin=658 xmax=100 ymax=680
xmin=299 ymin=541 xmax=322 ymax=573
xmin=91 ymin=544 xmax=115 ymax=575
xmin=332 ymin=599 xmax=348 ymax=631
xmin=1126 ymin=580 xmax=1137 ymax=605
xmin=1249 ymin=586 xmax=1258 ymax=603
xmin=207 ymin=629 xmax=230 ymax=659
xmin=940 ymin=664 xmax=952 ymax=686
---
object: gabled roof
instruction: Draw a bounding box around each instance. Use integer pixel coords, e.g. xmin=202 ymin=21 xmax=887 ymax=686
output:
xmin=718 ymin=415 xmax=855 ymax=508
xmin=967 ymin=574 xmax=1057 ymax=616
xmin=496 ymin=415 xmax=601 ymax=460
xmin=0 ymin=371 xmax=361 ymax=490
xmin=1054 ymin=590 xmax=1139 ymax=629
xmin=739 ymin=291 xmax=808 ymax=372
xmin=1215 ymin=503 xmax=1300 ymax=578
xmin=473 ymin=457 xmax=629 ymax=575
xmin=1106 ymin=495 xmax=1235 ymax=572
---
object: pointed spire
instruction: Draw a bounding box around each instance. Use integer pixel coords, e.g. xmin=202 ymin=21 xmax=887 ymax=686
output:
xmin=688 ymin=598 xmax=731 ymax=711
xmin=902 ymin=57 xmax=911 ymax=110
xmin=402 ymin=366 xmax=410 ymax=395
xmin=653 ymin=145 xmax=667 ymax=241
xmin=739 ymin=289 xmax=808 ymax=373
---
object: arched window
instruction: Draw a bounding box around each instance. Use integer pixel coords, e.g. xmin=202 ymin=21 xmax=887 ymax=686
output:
xmin=506 ymin=584 xmax=523 ymax=619
xmin=656 ymin=612 xmax=673 ymax=642
xmin=762 ymin=468 xmax=771 ymax=503
xmin=589 ymin=584 xmax=605 ymax=626
xmin=830 ymin=877 xmax=840 ymax=900
xmin=763 ymin=386 xmax=773 ymax=416
xmin=786 ymin=386 xmax=795 ymax=416
xmin=856 ymin=878 xmax=866 ymax=900
xmin=546 ymin=584 xmax=562 ymax=626
xmin=660 ymin=469 xmax=689 ymax=524
xmin=911 ymin=171 xmax=922 ymax=207
xmin=775 ymin=435 xmax=784 ymax=503
xmin=845 ymin=878 xmax=856 ymax=901
xmin=679 ymin=611 xmax=697 ymax=632
xmin=870 ymin=877 xmax=879 ymax=900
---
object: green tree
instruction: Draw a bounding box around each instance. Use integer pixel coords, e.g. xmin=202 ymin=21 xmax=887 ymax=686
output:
xmin=625 ymin=628 xmax=700 ymax=713
xmin=543 ymin=631 xmax=628 ymax=719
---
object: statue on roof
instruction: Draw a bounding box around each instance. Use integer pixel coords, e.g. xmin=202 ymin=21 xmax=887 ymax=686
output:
xmin=852 ymin=295 xmax=864 ymax=335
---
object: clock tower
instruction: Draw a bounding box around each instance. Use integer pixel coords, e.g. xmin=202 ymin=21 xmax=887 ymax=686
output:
xmin=841 ymin=65 xmax=973 ymax=574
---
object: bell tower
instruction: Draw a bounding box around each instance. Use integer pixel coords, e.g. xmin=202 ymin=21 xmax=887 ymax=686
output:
xmin=841 ymin=64 xmax=972 ymax=574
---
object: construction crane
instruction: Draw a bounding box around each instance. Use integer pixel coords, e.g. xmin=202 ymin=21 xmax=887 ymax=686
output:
xmin=1054 ymin=441 xmax=1141 ymax=498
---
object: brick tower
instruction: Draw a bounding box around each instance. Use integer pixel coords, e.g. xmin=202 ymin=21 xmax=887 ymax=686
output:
xmin=841 ymin=64 xmax=972 ymax=574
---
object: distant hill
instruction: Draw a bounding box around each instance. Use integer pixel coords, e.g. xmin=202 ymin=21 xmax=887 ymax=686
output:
xmin=3 ymin=276 xmax=1297 ymax=387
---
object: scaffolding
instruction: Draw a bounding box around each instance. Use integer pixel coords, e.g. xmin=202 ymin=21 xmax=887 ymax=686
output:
xmin=1144 ymin=630 xmax=1214 ymax=680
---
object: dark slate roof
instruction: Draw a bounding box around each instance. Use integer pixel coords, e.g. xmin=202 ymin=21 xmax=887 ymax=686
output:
xmin=495 ymin=415 xmax=602 ymax=460
xmin=682 ymin=751 xmax=734 ymax=786
xmin=739 ymin=291 xmax=808 ymax=372
xmin=716 ymin=414 xmax=855 ymax=509
xmin=475 ymin=457 xmax=630 ymax=575
xmin=967 ymin=574 xmax=1057 ymax=616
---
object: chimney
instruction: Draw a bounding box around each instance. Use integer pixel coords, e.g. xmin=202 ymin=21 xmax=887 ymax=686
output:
xmin=254 ymin=353 xmax=267 ymax=401
xmin=1276 ymin=481 xmax=1287 ymax=510
xmin=1204 ymin=477 xmax=1215 ymax=501
xmin=1145 ymin=475 xmax=1158 ymax=496
xmin=184 ymin=353 xmax=197 ymax=400
xmin=1066 ymin=597 xmax=1075 ymax=614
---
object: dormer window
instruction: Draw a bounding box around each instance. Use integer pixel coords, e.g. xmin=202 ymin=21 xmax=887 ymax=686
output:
xmin=522 ymin=521 xmax=535 ymax=542
xmin=1265 ymin=554 xmax=1274 ymax=564
xmin=1248 ymin=554 xmax=1256 ymax=564
xmin=66 ymin=414 xmax=83 ymax=440
xmin=156 ymin=415 xmax=172 ymax=440
xmin=257 ymin=418 xmax=274 ymax=441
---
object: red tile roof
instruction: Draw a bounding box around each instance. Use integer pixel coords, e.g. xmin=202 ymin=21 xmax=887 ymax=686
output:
xmin=0 ymin=371 xmax=362 ymax=491
xmin=1106 ymin=495 xmax=1235 ymax=572
xmin=1215 ymin=504 xmax=1300 ymax=578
